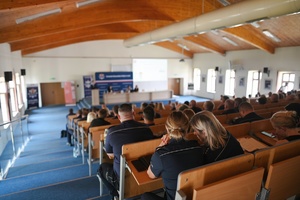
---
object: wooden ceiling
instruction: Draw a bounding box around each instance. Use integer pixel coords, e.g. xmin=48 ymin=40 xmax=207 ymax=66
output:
xmin=0 ymin=0 xmax=299 ymax=57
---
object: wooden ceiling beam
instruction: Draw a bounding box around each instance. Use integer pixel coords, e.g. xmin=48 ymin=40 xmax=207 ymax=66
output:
xmin=0 ymin=0 xmax=72 ymax=10
xmin=155 ymin=42 xmax=194 ymax=58
xmin=0 ymin=0 xmax=175 ymax=43
xmin=21 ymin=33 xmax=137 ymax=55
xmin=185 ymin=35 xmax=226 ymax=56
xmin=10 ymin=23 xmax=139 ymax=51
xmin=222 ymin=25 xmax=275 ymax=54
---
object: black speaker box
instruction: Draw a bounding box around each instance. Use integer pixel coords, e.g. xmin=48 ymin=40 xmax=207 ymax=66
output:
xmin=4 ymin=71 xmax=12 ymax=82
xmin=263 ymin=67 xmax=268 ymax=73
xmin=215 ymin=66 xmax=219 ymax=71
xmin=21 ymin=69 xmax=26 ymax=76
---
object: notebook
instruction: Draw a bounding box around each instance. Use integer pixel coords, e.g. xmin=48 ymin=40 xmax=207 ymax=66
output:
xmin=131 ymin=154 xmax=152 ymax=172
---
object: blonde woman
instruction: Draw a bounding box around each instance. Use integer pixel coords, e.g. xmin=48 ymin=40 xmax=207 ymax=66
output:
xmin=270 ymin=111 xmax=300 ymax=144
xmin=189 ymin=111 xmax=244 ymax=164
xmin=142 ymin=111 xmax=203 ymax=200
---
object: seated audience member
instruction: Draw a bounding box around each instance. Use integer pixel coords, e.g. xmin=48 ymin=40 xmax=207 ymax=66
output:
xmin=143 ymin=106 xmax=155 ymax=126
xmin=269 ymin=93 xmax=279 ymax=103
xmin=107 ymin=85 xmax=113 ymax=93
xmin=190 ymin=99 xmax=202 ymax=113
xmin=285 ymin=102 xmax=300 ymax=119
xmin=133 ymin=85 xmax=139 ymax=92
xmin=203 ymin=100 xmax=215 ymax=112
xmin=258 ymin=95 xmax=267 ymax=105
xmin=149 ymin=103 xmax=161 ymax=118
xmin=183 ymin=108 xmax=195 ymax=121
xmin=141 ymin=111 xmax=203 ymax=200
xmin=170 ymin=102 xmax=176 ymax=111
xmin=97 ymin=104 xmax=154 ymax=199
xmin=222 ymin=99 xmax=237 ymax=114
xmin=87 ymin=112 xmax=97 ymax=123
xmin=184 ymin=101 xmax=190 ymax=106
xmin=270 ymin=111 xmax=300 ymax=144
xmin=89 ymin=109 xmax=111 ymax=128
xmin=190 ymin=111 xmax=244 ymax=164
xmin=286 ymin=91 xmax=296 ymax=101
xmin=156 ymin=102 xmax=165 ymax=111
xmin=178 ymin=104 xmax=189 ymax=111
xmin=67 ymin=109 xmax=82 ymax=146
xmin=231 ymin=102 xmax=264 ymax=124
xmin=241 ymin=96 xmax=248 ymax=103
xmin=233 ymin=97 xmax=243 ymax=112
xmin=217 ymin=95 xmax=229 ymax=110
xmin=110 ymin=105 xmax=119 ymax=119
xmin=63 ymin=108 xmax=76 ymax=138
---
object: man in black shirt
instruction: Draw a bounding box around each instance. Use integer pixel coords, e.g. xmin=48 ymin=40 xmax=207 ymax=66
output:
xmin=232 ymin=102 xmax=264 ymax=124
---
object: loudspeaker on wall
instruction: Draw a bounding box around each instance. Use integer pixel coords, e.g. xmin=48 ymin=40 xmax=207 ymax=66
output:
xmin=215 ymin=66 xmax=219 ymax=71
xmin=4 ymin=71 xmax=12 ymax=82
xmin=263 ymin=67 xmax=268 ymax=73
xmin=21 ymin=69 xmax=26 ymax=76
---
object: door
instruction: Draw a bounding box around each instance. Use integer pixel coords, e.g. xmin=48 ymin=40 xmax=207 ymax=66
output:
xmin=41 ymin=82 xmax=65 ymax=106
xmin=168 ymin=78 xmax=180 ymax=95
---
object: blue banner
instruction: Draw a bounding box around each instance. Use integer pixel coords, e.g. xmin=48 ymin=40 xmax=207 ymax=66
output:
xmin=83 ymin=75 xmax=93 ymax=98
xmin=94 ymin=72 xmax=133 ymax=101
xmin=27 ymin=84 xmax=39 ymax=109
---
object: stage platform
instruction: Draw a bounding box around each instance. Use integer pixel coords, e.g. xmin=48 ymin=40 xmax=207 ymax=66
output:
xmin=78 ymin=95 xmax=210 ymax=110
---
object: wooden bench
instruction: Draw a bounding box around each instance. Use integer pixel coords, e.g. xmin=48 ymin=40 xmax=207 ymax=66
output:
xmin=192 ymin=168 xmax=264 ymax=200
xmin=225 ymin=123 xmax=268 ymax=153
xmin=88 ymin=124 xmax=114 ymax=176
xmin=253 ymin=139 xmax=300 ymax=178
xmin=119 ymin=139 xmax=164 ymax=199
xmin=249 ymin=119 xmax=276 ymax=146
xmin=261 ymin=155 xmax=300 ymax=200
xmin=149 ymin=124 xmax=166 ymax=138
xmin=175 ymin=153 xmax=254 ymax=200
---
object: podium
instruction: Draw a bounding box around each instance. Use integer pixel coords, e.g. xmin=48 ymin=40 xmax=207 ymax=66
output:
xmin=91 ymin=89 xmax=100 ymax=106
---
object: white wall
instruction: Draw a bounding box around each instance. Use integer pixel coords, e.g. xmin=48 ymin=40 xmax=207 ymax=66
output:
xmin=192 ymin=46 xmax=300 ymax=99
xmin=22 ymin=40 xmax=193 ymax=105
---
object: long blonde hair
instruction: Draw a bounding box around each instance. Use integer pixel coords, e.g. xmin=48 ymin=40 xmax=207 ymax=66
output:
xmin=165 ymin=111 xmax=189 ymax=139
xmin=190 ymin=111 xmax=228 ymax=150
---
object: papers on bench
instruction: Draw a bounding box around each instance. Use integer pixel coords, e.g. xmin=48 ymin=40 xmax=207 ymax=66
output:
xmin=238 ymin=137 xmax=268 ymax=153
xmin=132 ymin=154 xmax=152 ymax=172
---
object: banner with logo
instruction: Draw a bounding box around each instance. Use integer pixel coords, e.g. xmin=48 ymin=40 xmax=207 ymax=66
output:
xmin=64 ymin=81 xmax=76 ymax=105
xmin=27 ymin=84 xmax=39 ymax=109
xmin=94 ymin=72 xmax=133 ymax=101
xmin=83 ymin=75 xmax=93 ymax=98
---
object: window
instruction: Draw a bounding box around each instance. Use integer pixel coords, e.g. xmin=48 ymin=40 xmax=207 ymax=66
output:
xmin=15 ymin=73 xmax=23 ymax=108
xmin=193 ymin=68 xmax=201 ymax=90
xmin=224 ymin=69 xmax=235 ymax=96
xmin=280 ymin=73 xmax=295 ymax=93
xmin=246 ymin=71 xmax=261 ymax=97
xmin=0 ymin=77 xmax=10 ymax=123
xmin=207 ymin=69 xmax=216 ymax=93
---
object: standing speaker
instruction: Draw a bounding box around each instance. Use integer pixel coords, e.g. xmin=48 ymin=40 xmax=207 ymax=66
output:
xmin=263 ymin=67 xmax=268 ymax=73
xmin=4 ymin=71 xmax=12 ymax=82
xmin=21 ymin=69 xmax=26 ymax=76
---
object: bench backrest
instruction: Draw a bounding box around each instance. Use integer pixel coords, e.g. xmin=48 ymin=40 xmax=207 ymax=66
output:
xmin=149 ymin=124 xmax=166 ymax=137
xmin=176 ymin=153 xmax=254 ymax=200
xmin=121 ymin=139 xmax=163 ymax=198
xmin=225 ymin=122 xmax=251 ymax=138
xmin=192 ymin=168 xmax=264 ymax=200
xmin=249 ymin=118 xmax=273 ymax=134
xmin=254 ymin=139 xmax=300 ymax=176
xmin=264 ymin=155 xmax=300 ymax=200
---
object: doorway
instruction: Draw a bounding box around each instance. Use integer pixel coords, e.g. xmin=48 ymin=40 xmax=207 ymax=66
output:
xmin=168 ymin=78 xmax=180 ymax=95
xmin=41 ymin=82 xmax=65 ymax=106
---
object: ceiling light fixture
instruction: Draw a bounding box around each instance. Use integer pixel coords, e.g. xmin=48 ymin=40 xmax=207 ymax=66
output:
xmin=262 ymin=30 xmax=281 ymax=42
xmin=222 ymin=36 xmax=238 ymax=46
xmin=76 ymin=0 xmax=100 ymax=8
xmin=177 ymin=43 xmax=190 ymax=51
xmin=15 ymin=8 xmax=61 ymax=24
xmin=217 ymin=0 xmax=230 ymax=6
